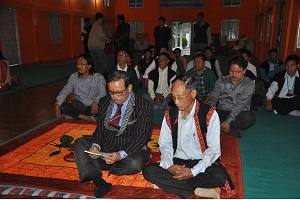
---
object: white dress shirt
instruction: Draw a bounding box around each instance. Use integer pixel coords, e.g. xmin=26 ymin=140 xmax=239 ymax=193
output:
xmin=148 ymin=67 xmax=176 ymax=99
xmin=159 ymin=100 xmax=221 ymax=176
xmin=143 ymin=59 xmax=178 ymax=79
xmin=247 ymin=62 xmax=257 ymax=77
xmin=266 ymin=71 xmax=299 ymax=99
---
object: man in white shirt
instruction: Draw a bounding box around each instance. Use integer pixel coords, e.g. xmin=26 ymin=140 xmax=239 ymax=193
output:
xmin=143 ymin=75 xmax=234 ymax=199
xmin=186 ymin=49 xmax=203 ymax=72
xmin=240 ymin=48 xmax=257 ymax=77
xmin=143 ymin=52 xmax=177 ymax=109
xmin=203 ymin=47 xmax=222 ymax=79
xmin=266 ymin=54 xmax=300 ymax=116
xmin=143 ymin=45 xmax=178 ymax=87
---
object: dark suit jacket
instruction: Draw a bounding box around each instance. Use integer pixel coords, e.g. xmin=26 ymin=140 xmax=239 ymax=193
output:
xmin=273 ymin=70 xmax=300 ymax=96
xmin=91 ymin=94 xmax=153 ymax=156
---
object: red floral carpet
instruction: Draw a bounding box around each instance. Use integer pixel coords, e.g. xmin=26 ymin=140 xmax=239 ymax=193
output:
xmin=0 ymin=119 xmax=244 ymax=199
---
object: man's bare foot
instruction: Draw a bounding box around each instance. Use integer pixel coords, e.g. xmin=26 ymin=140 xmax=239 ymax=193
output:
xmin=65 ymin=115 xmax=74 ymax=120
xmin=79 ymin=114 xmax=96 ymax=121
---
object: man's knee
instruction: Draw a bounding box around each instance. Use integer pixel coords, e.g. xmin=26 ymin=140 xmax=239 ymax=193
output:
xmin=143 ymin=163 xmax=159 ymax=180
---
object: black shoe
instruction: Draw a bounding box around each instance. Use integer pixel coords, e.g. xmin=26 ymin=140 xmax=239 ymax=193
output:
xmin=94 ymin=182 xmax=112 ymax=198
xmin=227 ymin=129 xmax=242 ymax=138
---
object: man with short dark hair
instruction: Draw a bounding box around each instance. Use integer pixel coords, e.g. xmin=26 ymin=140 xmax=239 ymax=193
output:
xmin=88 ymin=12 xmax=111 ymax=74
xmin=143 ymin=75 xmax=234 ymax=199
xmin=192 ymin=13 xmax=211 ymax=51
xmin=186 ymin=54 xmax=216 ymax=103
xmin=115 ymin=14 xmax=130 ymax=52
xmin=81 ymin=17 xmax=92 ymax=54
xmin=143 ymin=52 xmax=177 ymax=109
xmin=260 ymin=48 xmax=283 ymax=88
xmin=203 ymin=46 xmax=222 ymax=79
xmin=154 ymin=17 xmax=171 ymax=54
xmin=266 ymin=54 xmax=300 ymax=116
xmin=74 ymin=70 xmax=153 ymax=198
xmin=207 ymin=56 xmax=256 ymax=138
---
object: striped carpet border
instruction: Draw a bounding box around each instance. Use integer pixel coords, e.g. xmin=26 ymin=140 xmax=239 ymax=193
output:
xmin=0 ymin=184 xmax=95 ymax=199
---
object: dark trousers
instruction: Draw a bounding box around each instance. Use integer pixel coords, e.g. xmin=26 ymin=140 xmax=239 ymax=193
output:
xmin=143 ymin=158 xmax=227 ymax=199
xmin=272 ymin=96 xmax=300 ymax=115
xmin=217 ymin=110 xmax=256 ymax=131
xmin=60 ymin=102 xmax=92 ymax=120
xmin=74 ymin=137 xmax=148 ymax=184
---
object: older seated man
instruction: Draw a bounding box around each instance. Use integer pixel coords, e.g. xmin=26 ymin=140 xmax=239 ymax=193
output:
xmin=143 ymin=75 xmax=234 ymax=199
xmin=266 ymin=54 xmax=300 ymax=116
xmin=207 ymin=55 xmax=256 ymax=138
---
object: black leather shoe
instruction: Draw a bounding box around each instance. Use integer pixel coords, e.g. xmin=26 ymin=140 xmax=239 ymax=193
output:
xmin=94 ymin=182 xmax=112 ymax=198
xmin=94 ymin=183 xmax=112 ymax=198
xmin=227 ymin=129 xmax=242 ymax=138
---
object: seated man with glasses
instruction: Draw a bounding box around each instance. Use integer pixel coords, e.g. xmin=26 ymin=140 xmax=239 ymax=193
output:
xmin=55 ymin=53 xmax=106 ymax=121
xmin=74 ymin=70 xmax=153 ymax=198
xmin=143 ymin=75 xmax=234 ymax=199
xmin=110 ymin=49 xmax=140 ymax=92
xmin=143 ymin=52 xmax=177 ymax=109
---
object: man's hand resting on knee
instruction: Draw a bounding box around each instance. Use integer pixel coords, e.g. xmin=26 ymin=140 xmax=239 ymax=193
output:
xmin=265 ymin=99 xmax=273 ymax=111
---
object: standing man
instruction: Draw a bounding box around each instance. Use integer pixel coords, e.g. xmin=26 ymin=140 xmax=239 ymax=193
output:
xmin=207 ymin=56 xmax=256 ymax=138
xmin=192 ymin=13 xmax=211 ymax=52
xmin=74 ymin=70 xmax=153 ymax=198
xmin=88 ymin=12 xmax=111 ymax=75
xmin=143 ymin=75 xmax=234 ymax=199
xmin=81 ymin=17 xmax=92 ymax=54
xmin=266 ymin=54 xmax=300 ymax=116
xmin=115 ymin=14 xmax=130 ymax=52
xmin=154 ymin=17 xmax=171 ymax=55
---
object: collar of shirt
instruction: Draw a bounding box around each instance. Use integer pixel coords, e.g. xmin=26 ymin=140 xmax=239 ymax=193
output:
xmin=268 ymin=58 xmax=280 ymax=65
xmin=158 ymin=67 xmax=168 ymax=73
xmin=178 ymin=100 xmax=197 ymax=121
xmin=112 ymin=92 xmax=132 ymax=119
xmin=284 ymin=70 xmax=299 ymax=79
xmin=117 ymin=64 xmax=128 ymax=72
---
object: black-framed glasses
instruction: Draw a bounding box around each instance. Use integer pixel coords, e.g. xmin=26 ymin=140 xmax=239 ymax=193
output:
xmin=108 ymin=87 xmax=128 ymax=96
xmin=171 ymin=90 xmax=192 ymax=102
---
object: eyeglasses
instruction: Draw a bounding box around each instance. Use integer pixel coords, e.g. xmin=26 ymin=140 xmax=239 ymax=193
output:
xmin=171 ymin=91 xmax=192 ymax=102
xmin=118 ymin=54 xmax=128 ymax=57
xmin=108 ymin=87 xmax=128 ymax=96
xmin=77 ymin=63 xmax=88 ymax=66
xmin=158 ymin=58 xmax=167 ymax=62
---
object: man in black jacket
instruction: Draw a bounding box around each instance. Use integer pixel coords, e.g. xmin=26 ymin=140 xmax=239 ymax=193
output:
xmin=74 ymin=71 xmax=153 ymax=198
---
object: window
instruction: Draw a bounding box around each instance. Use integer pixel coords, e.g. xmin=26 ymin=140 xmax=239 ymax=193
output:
xmin=266 ymin=8 xmax=273 ymax=43
xmin=48 ymin=13 xmax=62 ymax=42
xmin=160 ymin=0 xmax=204 ymax=8
xmin=297 ymin=21 xmax=300 ymax=51
xmin=221 ymin=20 xmax=240 ymax=41
xmin=223 ymin=0 xmax=241 ymax=7
xmin=129 ymin=0 xmax=143 ymax=7
xmin=103 ymin=0 xmax=110 ymax=6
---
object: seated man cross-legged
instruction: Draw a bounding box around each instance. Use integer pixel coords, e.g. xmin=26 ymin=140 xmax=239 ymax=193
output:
xmin=74 ymin=70 xmax=153 ymax=198
xmin=55 ymin=53 xmax=106 ymax=121
xmin=266 ymin=54 xmax=300 ymax=116
xmin=207 ymin=55 xmax=256 ymax=138
xmin=143 ymin=75 xmax=234 ymax=199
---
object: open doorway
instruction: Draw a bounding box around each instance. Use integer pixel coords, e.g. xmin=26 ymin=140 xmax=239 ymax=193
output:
xmin=172 ymin=22 xmax=193 ymax=56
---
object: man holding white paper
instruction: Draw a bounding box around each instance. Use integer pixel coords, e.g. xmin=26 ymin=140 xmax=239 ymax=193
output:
xmin=74 ymin=70 xmax=153 ymax=198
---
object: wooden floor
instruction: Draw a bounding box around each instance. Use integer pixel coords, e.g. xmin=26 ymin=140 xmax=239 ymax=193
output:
xmin=0 ymin=79 xmax=68 ymax=144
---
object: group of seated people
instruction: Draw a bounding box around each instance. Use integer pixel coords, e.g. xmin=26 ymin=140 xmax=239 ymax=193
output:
xmin=54 ymin=45 xmax=300 ymax=198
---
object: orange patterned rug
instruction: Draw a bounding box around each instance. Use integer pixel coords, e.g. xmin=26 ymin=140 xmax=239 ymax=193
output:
xmin=0 ymin=118 xmax=244 ymax=199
